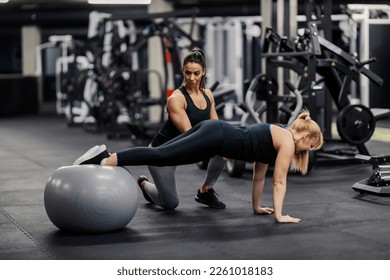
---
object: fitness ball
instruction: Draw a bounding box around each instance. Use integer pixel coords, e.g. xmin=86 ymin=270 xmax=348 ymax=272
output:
xmin=44 ymin=165 xmax=139 ymax=233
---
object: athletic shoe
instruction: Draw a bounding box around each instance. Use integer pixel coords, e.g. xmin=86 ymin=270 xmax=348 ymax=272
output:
xmin=137 ymin=175 xmax=155 ymax=204
xmin=73 ymin=145 xmax=110 ymax=165
xmin=195 ymin=189 xmax=226 ymax=209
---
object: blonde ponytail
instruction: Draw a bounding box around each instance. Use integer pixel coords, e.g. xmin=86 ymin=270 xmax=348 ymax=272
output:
xmin=290 ymin=109 xmax=323 ymax=175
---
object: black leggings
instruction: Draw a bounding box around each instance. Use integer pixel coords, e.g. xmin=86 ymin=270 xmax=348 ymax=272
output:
xmin=117 ymin=120 xmax=228 ymax=166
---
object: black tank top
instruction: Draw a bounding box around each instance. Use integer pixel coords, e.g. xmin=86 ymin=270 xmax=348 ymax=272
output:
xmin=219 ymin=121 xmax=277 ymax=164
xmin=151 ymin=85 xmax=211 ymax=147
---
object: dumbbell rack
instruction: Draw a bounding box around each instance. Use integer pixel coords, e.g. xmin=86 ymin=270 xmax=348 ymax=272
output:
xmin=352 ymin=154 xmax=390 ymax=196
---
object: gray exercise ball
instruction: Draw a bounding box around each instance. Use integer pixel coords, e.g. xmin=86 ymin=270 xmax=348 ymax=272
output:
xmin=44 ymin=165 xmax=139 ymax=233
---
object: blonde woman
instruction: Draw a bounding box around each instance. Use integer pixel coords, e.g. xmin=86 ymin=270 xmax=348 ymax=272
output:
xmin=74 ymin=110 xmax=323 ymax=223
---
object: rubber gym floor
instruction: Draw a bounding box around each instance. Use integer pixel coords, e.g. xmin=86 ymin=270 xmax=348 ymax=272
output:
xmin=1 ymin=109 xmax=390 ymax=260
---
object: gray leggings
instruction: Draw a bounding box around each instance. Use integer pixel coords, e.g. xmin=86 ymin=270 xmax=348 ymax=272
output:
xmin=143 ymin=149 xmax=225 ymax=210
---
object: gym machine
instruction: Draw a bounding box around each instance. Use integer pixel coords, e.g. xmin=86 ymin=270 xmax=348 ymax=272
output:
xmin=35 ymin=34 xmax=86 ymax=120
xmin=352 ymin=154 xmax=390 ymax=196
xmin=46 ymin=9 xmax=205 ymax=143
xmin=204 ymin=16 xmax=262 ymax=120
xmin=259 ymin=21 xmax=385 ymax=165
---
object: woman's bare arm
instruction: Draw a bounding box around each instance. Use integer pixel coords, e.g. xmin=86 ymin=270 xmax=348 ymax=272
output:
xmin=166 ymin=91 xmax=192 ymax=133
xmin=252 ymin=162 xmax=273 ymax=215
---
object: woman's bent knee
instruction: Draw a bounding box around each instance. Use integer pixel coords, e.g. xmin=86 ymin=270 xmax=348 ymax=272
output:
xmin=161 ymin=199 xmax=179 ymax=210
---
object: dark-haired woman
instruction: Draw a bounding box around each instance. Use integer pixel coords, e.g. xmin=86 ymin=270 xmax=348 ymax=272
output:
xmin=75 ymin=49 xmax=226 ymax=210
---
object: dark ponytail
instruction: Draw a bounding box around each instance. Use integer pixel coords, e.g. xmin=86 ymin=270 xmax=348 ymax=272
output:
xmin=182 ymin=48 xmax=206 ymax=90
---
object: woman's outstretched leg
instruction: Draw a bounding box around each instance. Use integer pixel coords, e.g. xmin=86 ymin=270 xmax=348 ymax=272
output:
xmin=74 ymin=120 xmax=224 ymax=167
xmin=114 ymin=120 xmax=224 ymax=166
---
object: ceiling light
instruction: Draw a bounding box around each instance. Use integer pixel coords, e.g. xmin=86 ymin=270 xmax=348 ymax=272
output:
xmin=0 ymin=0 xmax=9 ymax=3
xmin=88 ymin=0 xmax=151 ymax=4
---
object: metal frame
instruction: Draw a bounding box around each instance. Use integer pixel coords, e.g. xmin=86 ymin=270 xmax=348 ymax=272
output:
xmin=348 ymin=4 xmax=390 ymax=107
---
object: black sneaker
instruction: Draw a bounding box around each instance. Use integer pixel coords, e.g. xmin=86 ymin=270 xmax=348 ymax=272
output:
xmin=73 ymin=145 xmax=110 ymax=165
xmin=195 ymin=189 xmax=226 ymax=209
xmin=137 ymin=175 xmax=155 ymax=204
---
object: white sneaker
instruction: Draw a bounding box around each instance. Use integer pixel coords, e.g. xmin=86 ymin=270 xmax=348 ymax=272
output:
xmin=73 ymin=145 xmax=108 ymax=165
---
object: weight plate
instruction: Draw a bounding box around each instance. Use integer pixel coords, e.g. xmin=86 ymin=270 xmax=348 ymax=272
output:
xmin=336 ymin=104 xmax=375 ymax=145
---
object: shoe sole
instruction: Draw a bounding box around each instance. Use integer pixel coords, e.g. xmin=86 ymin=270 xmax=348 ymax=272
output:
xmin=137 ymin=175 xmax=155 ymax=204
xmin=73 ymin=144 xmax=106 ymax=165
